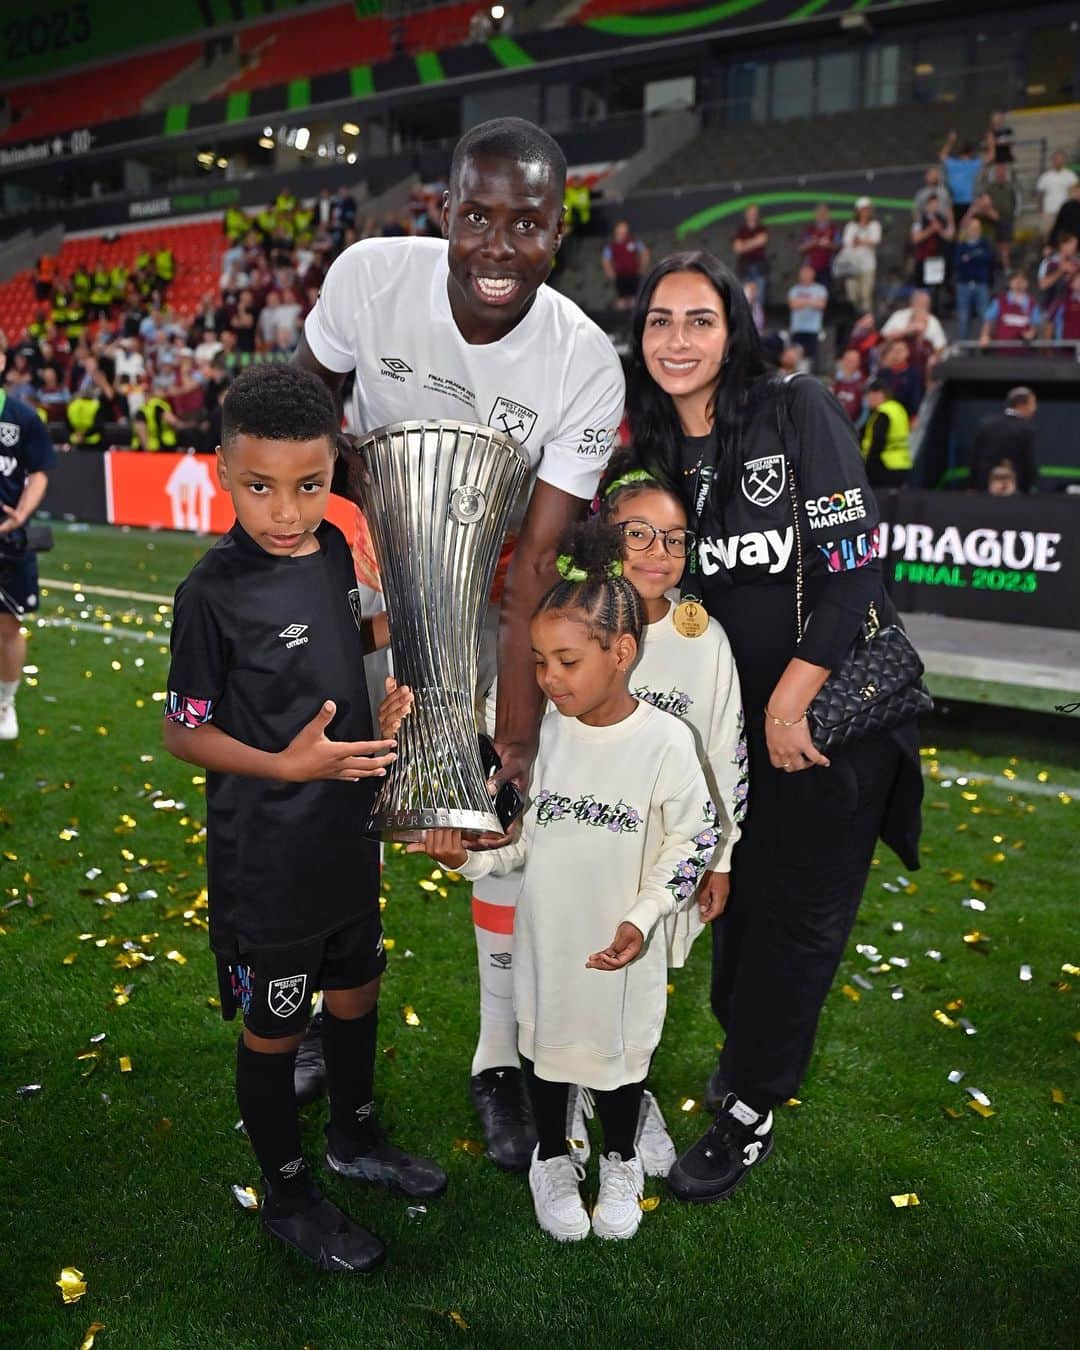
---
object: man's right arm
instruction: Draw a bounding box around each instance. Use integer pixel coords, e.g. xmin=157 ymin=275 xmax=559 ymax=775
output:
xmin=295 ymin=331 xmax=347 ymax=423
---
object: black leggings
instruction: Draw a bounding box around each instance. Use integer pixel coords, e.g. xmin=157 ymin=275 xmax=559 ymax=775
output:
xmin=522 ymin=1058 xmax=643 ymax=1161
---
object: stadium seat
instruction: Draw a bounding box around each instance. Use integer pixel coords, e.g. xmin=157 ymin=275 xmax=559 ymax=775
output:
xmin=0 ymin=43 xmax=202 ymax=145
xmin=218 ymin=3 xmax=393 ymax=95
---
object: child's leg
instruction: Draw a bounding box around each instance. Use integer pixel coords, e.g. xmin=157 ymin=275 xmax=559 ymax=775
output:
xmin=521 ymin=1058 xmax=572 ymax=1161
xmin=592 ymin=1080 xmax=645 ymax=1160
xmin=322 ymin=979 xmax=448 ymax=1199
xmin=237 ymin=1026 xmax=314 ymax=1207
xmin=321 ymin=980 xmax=379 ymax=1141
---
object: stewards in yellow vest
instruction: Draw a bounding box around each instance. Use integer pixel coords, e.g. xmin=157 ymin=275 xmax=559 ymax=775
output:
xmin=861 ymin=380 xmax=912 ymax=487
xmin=224 ymin=206 xmax=249 ymax=241
xmin=66 ymin=395 xmax=106 ymax=447
xmin=90 ymin=263 xmax=112 ymax=314
xmin=154 ymin=248 xmax=174 ymax=288
xmin=132 ymin=396 xmax=178 ymax=451
xmin=109 ymin=263 xmax=129 ymax=304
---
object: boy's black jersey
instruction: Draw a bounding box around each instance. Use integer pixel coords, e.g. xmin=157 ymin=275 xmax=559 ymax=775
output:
xmin=166 ymin=520 xmax=379 ymax=956
xmin=680 ymin=375 xmax=884 ymax=715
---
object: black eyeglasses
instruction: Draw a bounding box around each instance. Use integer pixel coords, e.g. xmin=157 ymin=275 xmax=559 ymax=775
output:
xmin=619 ymin=519 xmax=696 ymax=558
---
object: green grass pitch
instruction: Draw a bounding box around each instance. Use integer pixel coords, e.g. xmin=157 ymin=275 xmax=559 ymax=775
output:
xmin=1 ymin=524 xmax=1076 ymax=1349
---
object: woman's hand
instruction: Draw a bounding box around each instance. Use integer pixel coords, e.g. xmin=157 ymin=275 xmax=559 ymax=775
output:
xmin=405 ymin=828 xmax=468 ymax=870
xmin=586 ymin=922 xmax=643 ymax=971
xmin=378 ymin=676 xmax=413 ymax=738
xmin=764 ymin=714 xmax=830 ymax=773
xmin=697 ymin=869 xmax=730 ymax=921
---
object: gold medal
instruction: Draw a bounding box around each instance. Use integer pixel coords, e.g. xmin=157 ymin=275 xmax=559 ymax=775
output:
xmin=673 ymin=599 xmax=707 ymax=638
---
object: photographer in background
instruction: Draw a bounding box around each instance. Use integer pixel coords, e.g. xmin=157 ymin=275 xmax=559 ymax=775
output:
xmin=0 ymin=353 xmax=56 ymax=742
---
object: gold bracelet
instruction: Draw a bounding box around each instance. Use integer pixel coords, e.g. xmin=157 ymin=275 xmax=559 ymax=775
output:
xmin=764 ymin=705 xmax=807 ymax=727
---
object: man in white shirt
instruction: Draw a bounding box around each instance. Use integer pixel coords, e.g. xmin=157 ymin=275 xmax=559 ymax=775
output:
xmin=1037 ymin=150 xmax=1079 ymax=239
xmin=880 ymin=289 xmax=947 ymax=353
xmin=296 ymin=118 xmax=625 ymax=1169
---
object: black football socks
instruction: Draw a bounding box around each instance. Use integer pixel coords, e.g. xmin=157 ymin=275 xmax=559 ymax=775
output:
xmin=235 ymin=1038 xmax=317 ymax=1212
xmin=322 ymin=1007 xmax=378 ymax=1146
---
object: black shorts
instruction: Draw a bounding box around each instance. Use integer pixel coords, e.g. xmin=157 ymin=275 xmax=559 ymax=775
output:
xmin=614 ymin=273 xmax=639 ymax=299
xmin=215 ymin=911 xmax=387 ymax=1039
xmin=0 ymin=554 xmax=40 ymax=616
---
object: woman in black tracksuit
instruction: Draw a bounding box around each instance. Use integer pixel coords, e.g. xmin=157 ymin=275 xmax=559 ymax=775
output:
xmin=627 ymin=252 xmax=923 ymax=1202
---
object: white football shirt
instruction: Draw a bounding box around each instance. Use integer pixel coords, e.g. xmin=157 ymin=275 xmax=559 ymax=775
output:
xmin=304 ymin=236 xmax=625 ymax=501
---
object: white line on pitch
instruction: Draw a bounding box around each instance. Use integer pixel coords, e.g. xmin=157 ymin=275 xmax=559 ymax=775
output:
xmin=930 ymin=764 xmax=1077 ymax=798
xmin=34 ymin=618 xmax=166 ymax=644
xmin=40 ymin=579 xmax=173 ymax=605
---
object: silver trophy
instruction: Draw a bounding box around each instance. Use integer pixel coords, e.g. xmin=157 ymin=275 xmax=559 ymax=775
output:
xmin=348 ymin=420 xmax=529 ymax=834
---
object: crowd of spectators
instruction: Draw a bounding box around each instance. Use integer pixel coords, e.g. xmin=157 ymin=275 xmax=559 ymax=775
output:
xmin=0 ymin=180 xmax=455 ymax=453
xmin=596 ymin=108 xmax=1078 ymax=483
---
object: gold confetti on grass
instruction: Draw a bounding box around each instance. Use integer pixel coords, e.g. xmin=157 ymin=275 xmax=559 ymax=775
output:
xmin=447 ymin=1311 xmax=469 ymax=1331
xmin=639 ymin=1195 xmax=661 ymax=1211
xmin=890 ymin=1193 xmax=920 ymax=1208
xmin=402 ymin=1005 xmax=421 ymax=1026
xmin=80 ymin=1323 xmax=106 ymax=1350
xmin=452 ymin=1138 xmax=485 ymax=1156
xmin=1051 ymin=1088 xmax=1066 ymax=1105
xmin=118 ymin=1057 xmax=132 ymax=1074
xmin=841 ymin=984 xmax=861 ymax=1002
xmin=967 ymin=1100 xmax=995 ymax=1118
xmin=56 ymin=1266 xmax=87 ymax=1303
xmin=231 ymin=1184 xmax=259 ymax=1210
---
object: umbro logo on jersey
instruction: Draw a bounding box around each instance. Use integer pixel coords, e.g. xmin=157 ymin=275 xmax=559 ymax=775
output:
xmin=380 ymin=356 xmax=412 ymax=381
xmin=267 ymin=974 xmax=307 ymax=1018
xmin=741 ymin=453 xmax=786 ymax=507
xmin=279 ymin=623 xmax=309 ymax=648
xmin=489 ymin=396 xmax=537 ymax=443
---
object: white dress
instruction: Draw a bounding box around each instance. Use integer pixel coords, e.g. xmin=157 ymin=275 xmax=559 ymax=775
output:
xmin=459 ymin=701 xmax=716 ymax=1089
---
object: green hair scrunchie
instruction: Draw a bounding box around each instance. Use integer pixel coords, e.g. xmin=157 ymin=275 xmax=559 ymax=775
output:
xmin=556 ymin=553 xmax=588 ymax=582
xmin=555 ymin=554 xmax=624 ymax=582
xmin=603 ymin=467 xmax=657 ymax=498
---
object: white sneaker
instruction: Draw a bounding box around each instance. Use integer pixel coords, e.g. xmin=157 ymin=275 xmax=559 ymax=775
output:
xmin=528 ymin=1147 xmax=589 ymax=1242
xmin=566 ymin=1085 xmax=595 ymax=1165
xmin=635 ymin=1090 xmax=677 ymax=1178
xmin=0 ymin=703 xmax=17 ymax=742
xmin=592 ymin=1151 xmax=645 ymax=1240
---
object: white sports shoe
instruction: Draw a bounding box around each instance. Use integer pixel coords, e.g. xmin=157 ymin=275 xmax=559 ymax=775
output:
xmin=592 ymin=1151 xmax=646 ymax=1240
xmin=0 ymin=703 xmax=17 ymax=742
xmin=528 ymin=1147 xmax=589 ymax=1242
xmin=566 ymin=1085 xmax=595 ymax=1165
xmin=635 ymin=1090 xmax=677 ymax=1178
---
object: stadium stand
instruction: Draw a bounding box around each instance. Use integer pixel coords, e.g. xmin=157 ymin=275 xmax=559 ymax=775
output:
xmin=218 ymin=5 xmax=393 ymax=95
xmin=0 ymin=220 xmax=222 ymax=338
xmin=0 ymin=44 xmax=202 ymax=145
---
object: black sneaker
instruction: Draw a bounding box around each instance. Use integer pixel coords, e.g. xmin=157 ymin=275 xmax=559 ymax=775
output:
xmin=470 ymin=1067 xmax=537 ymax=1174
xmin=261 ymin=1184 xmax=385 ymax=1273
xmin=326 ymin=1121 xmax=447 ymax=1199
xmin=294 ymin=1013 xmax=327 ymax=1107
xmin=667 ymin=1093 xmax=774 ymax=1203
xmin=703 ymin=1062 xmax=729 ymax=1115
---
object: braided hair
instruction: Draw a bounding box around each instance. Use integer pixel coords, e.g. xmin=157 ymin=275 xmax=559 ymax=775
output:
xmin=535 ymin=521 xmax=645 ymax=650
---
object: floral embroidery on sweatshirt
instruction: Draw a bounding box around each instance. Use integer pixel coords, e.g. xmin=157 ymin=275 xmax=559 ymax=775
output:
xmin=666 ymin=799 xmax=721 ymax=902
xmin=535 ymin=789 xmax=643 ymax=834
xmin=732 ymin=710 xmax=749 ymax=823
xmin=631 ymin=684 xmax=693 ymax=718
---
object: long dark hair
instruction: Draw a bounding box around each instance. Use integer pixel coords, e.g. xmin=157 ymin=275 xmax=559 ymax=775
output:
xmin=627 ymin=251 xmax=766 ymax=508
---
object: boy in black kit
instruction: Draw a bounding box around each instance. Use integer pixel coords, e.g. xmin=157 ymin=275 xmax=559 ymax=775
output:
xmin=164 ymin=364 xmax=446 ymax=1273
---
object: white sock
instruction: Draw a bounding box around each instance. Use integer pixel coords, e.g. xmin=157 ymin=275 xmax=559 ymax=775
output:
xmin=470 ymin=873 xmax=520 ymax=1076
xmin=0 ymin=679 xmax=18 ymax=706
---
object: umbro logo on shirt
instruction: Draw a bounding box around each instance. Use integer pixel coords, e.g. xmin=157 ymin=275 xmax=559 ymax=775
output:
xmin=380 ymin=356 xmax=413 ymax=381
xmin=279 ymin=623 xmax=309 ymax=648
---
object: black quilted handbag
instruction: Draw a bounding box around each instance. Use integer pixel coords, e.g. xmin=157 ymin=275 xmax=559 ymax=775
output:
xmin=779 ymin=392 xmax=932 ymax=751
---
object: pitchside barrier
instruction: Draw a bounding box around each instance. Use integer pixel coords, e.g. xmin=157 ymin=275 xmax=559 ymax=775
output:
xmin=39 ymin=450 xmax=1080 ymax=632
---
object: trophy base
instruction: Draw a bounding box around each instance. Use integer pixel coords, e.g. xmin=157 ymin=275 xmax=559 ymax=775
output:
xmin=370 ymin=807 xmax=502 ymax=837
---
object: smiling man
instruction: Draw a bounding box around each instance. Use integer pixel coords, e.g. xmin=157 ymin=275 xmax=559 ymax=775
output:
xmin=295 ymin=118 xmax=625 ymax=1169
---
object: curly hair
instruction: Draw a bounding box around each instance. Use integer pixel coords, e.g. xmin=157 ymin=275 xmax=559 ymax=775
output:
xmin=221 ymin=363 xmax=338 ymax=451
xmin=535 ymin=521 xmax=645 ymax=649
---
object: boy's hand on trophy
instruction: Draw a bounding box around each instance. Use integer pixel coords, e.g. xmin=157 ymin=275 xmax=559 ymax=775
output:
xmin=406 ymin=829 xmax=468 ymax=869
xmin=378 ymin=677 xmax=414 ymax=737
xmin=279 ymin=700 xmax=397 ymax=782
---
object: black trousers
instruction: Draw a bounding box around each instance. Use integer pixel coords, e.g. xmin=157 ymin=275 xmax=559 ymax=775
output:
xmin=712 ymin=732 xmax=903 ymax=1113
